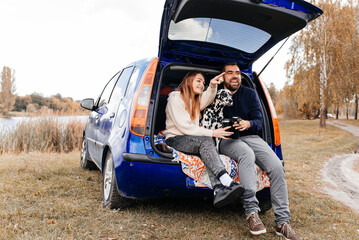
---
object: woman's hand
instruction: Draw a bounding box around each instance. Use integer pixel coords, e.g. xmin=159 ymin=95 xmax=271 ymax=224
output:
xmin=212 ymin=126 xmax=233 ymax=139
xmin=233 ymin=120 xmax=250 ymax=131
xmin=210 ymin=72 xmax=225 ymax=89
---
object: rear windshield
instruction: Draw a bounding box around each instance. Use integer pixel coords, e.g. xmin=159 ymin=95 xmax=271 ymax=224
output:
xmin=168 ymin=18 xmax=271 ymax=53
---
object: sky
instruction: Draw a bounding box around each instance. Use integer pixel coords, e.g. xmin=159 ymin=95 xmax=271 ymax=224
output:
xmin=0 ymin=0 xmax=292 ymax=101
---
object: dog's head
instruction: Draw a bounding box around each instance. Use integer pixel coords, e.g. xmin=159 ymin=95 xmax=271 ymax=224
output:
xmin=215 ymin=89 xmax=233 ymax=108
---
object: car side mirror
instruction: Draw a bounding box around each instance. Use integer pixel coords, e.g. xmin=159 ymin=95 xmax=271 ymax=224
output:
xmin=80 ymin=98 xmax=95 ymax=110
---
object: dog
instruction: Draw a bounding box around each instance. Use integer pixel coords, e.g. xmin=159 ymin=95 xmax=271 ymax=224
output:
xmin=201 ymin=89 xmax=233 ymax=130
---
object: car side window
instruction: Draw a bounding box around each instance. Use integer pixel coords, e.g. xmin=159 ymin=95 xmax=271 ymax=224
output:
xmin=109 ymin=66 xmax=134 ymax=104
xmin=97 ymin=71 xmax=121 ymax=107
xmin=124 ymin=66 xmax=140 ymax=97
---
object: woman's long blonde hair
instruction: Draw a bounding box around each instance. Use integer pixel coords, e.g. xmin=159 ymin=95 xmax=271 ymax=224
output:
xmin=177 ymin=71 xmax=204 ymax=120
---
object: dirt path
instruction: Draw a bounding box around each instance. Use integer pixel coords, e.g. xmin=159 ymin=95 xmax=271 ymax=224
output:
xmin=322 ymin=120 xmax=359 ymax=212
xmin=327 ymin=120 xmax=359 ymax=138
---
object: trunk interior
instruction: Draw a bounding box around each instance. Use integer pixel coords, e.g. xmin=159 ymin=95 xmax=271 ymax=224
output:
xmin=151 ymin=63 xmax=273 ymax=158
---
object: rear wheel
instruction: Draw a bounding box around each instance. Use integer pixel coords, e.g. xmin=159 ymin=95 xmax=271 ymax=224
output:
xmin=80 ymin=136 xmax=97 ymax=170
xmin=257 ymin=188 xmax=272 ymax=213
xmin=258 ymin=198 xmax=272 ymax=213
xmin=102 ymin=151 xmax=133 ymax=209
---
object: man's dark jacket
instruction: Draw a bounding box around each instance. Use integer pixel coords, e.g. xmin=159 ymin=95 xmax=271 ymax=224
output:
xmin=223 ymin=85 xmax=263 ymax=137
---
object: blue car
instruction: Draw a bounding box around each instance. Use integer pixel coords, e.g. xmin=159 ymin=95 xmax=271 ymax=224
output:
xmin=80 ymin=0 xmax=322 ymax=209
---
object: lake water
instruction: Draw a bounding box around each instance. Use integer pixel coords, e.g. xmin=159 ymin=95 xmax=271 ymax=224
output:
xmin=0 ymin=115 xmax=89 ymax=134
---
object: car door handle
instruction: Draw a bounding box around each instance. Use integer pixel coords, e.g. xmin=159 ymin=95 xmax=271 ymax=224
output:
xmin=110 ymin=112 xmax=115 ymax=118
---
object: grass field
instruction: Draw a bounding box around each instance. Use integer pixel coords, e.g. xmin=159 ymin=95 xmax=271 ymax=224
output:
xmin=0 ymin=117 xmax=85 ymax=154
xmin=342 ymin=119 xmax=359 ymax=127
xmin=1 ymin=120 xmax=358 ymax=240
xmin=327 ymin=119 xmax=359 ymax=174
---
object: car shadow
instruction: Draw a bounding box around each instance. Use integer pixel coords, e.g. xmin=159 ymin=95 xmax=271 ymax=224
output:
xmin=126 ymin=197 xmax=246 ymax=216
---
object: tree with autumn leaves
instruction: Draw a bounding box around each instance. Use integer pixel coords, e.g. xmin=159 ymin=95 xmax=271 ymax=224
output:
xmin=284 ymin=0 xmax=359 ymax=127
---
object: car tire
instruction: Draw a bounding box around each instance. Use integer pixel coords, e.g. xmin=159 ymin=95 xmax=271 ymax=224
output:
xmin=102 ymin=151 xmax=133 ymax=209
xmin=258 ymin=198 xmax=272 ymax=213
xmin=257 ymin=188 xmax=272 ymax=213
xmin=80 ymin=136 xmax=97 ymax=170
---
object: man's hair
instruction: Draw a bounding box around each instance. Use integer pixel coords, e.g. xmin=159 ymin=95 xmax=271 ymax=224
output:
xmin=222 ymin=62 xmax=240 ymax=72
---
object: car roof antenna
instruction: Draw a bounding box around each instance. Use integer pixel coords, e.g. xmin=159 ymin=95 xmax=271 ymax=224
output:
xmin=257 ymin=37 xmax=290 ymax=77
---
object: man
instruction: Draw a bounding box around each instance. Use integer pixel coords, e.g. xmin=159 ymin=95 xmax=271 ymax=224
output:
xmin=219 ymin=62 xmax=300 ymax=240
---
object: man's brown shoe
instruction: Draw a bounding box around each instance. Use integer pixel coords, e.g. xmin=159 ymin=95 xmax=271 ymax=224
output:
xmin=275 ymin=222 xmax=300 ymax=240
xmin=246 ymin=212 xmax=266 ymax=235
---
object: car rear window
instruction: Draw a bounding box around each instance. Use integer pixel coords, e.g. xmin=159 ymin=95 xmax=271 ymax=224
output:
xmin=168 ymin=18 xmax=271 ymax=53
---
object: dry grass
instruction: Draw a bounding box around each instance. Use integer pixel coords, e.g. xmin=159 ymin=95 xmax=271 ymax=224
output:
xmin=332 ymin=120 xmax=359 ymax=175
xmin=0 ymin=118 xmax=85 ymax=154
xmin=1 ymin=120 xmax=359 ymax=240
xmin=341 ymin=119 xmax=359 ymax=127
xmin=279 ymin=120 xmax=359 ymax=239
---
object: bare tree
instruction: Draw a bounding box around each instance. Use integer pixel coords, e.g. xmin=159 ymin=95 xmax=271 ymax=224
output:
xmin=333 ymin=2 xmax=359 ymax=120
xmin=285 ymin=0 xmax=358 ymax=125
xmin=350 ymin=0 xmax=359 ymax=119
xmin=0 ymin=66 xmax=16 ymax=116
xmin=286 ymin=1 xmax=336 ymax=126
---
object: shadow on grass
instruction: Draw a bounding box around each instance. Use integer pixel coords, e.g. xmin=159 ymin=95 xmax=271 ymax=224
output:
xmin=133 ymin=197 xmax=246 ymax=216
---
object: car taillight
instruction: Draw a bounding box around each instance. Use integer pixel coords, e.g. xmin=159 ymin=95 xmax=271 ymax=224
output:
xmin=129 ymin=58 xmax=159 ymax=137
xmin=257 ymin=76 xmax=281 ymax=146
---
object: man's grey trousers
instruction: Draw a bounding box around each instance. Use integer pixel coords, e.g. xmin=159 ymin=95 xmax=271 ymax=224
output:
xmin=219 ymin=135 xmax=290 ymax=226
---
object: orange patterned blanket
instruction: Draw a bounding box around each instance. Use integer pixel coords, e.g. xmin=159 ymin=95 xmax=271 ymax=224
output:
xmin=155 ymin=135 xmax=270 ymax=190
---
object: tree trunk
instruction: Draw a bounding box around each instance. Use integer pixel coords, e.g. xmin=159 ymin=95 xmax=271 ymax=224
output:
xmin=336 ymin=104 xmax=339 ymax=119
xmin=319 ymin=50 xmax=328 ymax=128
xmin=355 ymin=94 xmax=358 ymax=120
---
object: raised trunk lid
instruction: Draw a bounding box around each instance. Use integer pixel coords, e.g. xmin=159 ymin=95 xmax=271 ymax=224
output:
xmin=159 ymin=0 xmax=322 ymax=68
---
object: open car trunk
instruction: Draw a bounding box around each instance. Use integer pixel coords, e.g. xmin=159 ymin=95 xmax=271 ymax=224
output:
xmin=150 ymin=63 xmax=273 ymax=158
xmin=149 ymin=0 xmax=322 ymax=159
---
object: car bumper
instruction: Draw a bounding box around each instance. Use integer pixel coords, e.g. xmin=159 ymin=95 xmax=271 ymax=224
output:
xmin=123 ymin=153 xmax=179 ymax=165
xmin=116 ymin=153 xmax=211 ymax=199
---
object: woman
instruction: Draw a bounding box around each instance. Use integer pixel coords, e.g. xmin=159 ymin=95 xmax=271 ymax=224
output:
xmin=164 ymin=71 xmax=244 ymax=208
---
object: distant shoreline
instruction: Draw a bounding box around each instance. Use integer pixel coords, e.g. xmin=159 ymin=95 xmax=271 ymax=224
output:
xmin=0 ymin=111 xmax=89 ymax=118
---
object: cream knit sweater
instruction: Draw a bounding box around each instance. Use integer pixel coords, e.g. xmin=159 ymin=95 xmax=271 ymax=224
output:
xmin=163 ymin=86 xmax=217 ymax=139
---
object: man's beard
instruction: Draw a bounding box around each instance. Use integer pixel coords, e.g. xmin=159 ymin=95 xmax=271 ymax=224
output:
xmin=224 ymin=78 xmax=240 ymax=92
